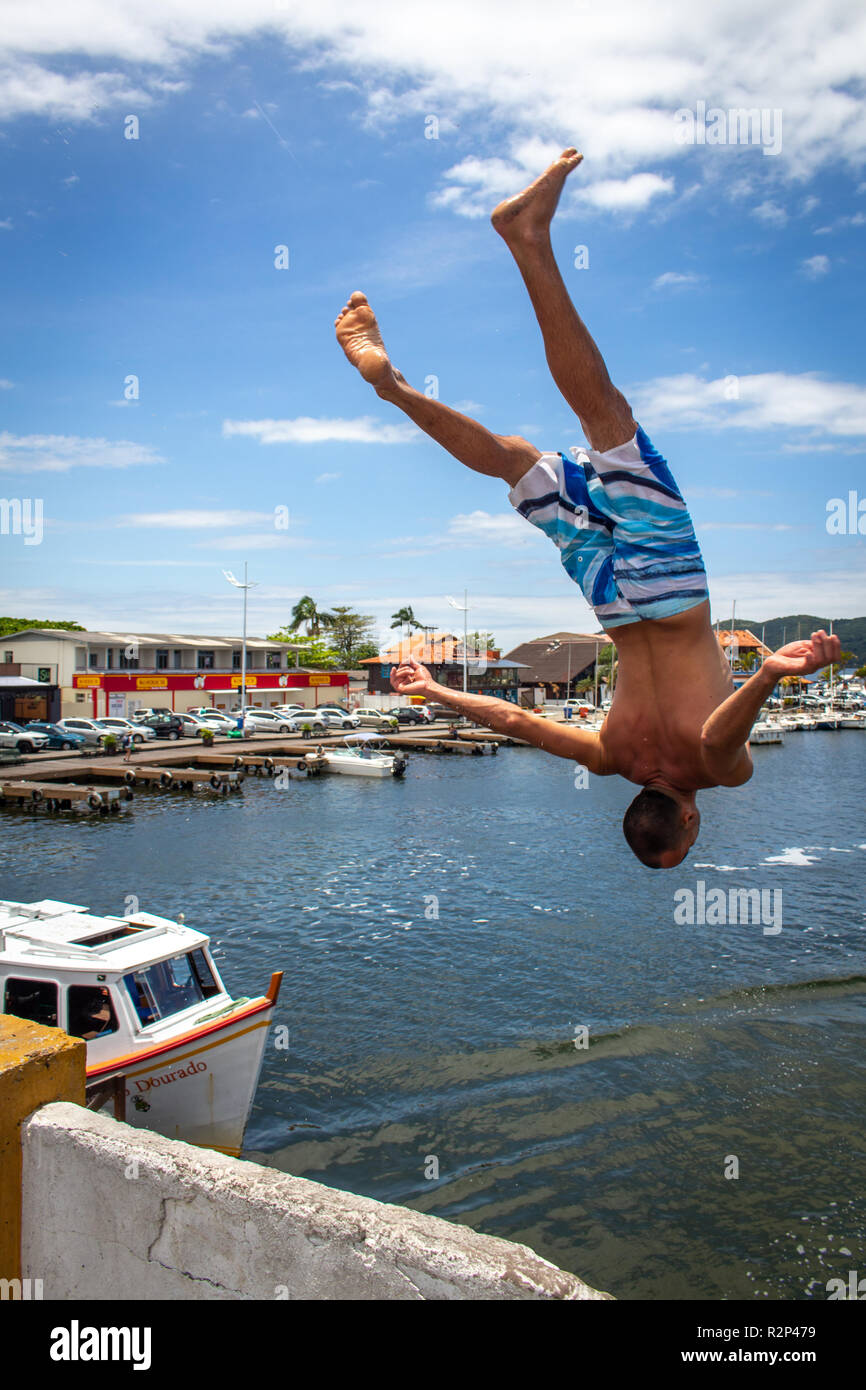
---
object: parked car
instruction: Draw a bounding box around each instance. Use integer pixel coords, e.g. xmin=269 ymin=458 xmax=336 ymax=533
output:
xmin=194 ymin=711 xmax=238 ymax=734
xmin=284 ymin=710 xmax=328 ymax=732
xmin=130 ymin=707 xmax=174 ymax=722
xmin=178 ymin=711 xmax=218 ymax=736
xmin=233 ymin=709 xmax=295 ymax=734
xmin=135 ymin=713 xmax=184 ymax=740
xmin=315 ymin=709 xmax=360 ymax=729
xmin=0 ymin=720 xmax=49 ymax=754
xmin=95 ymin=717 xmax=156 ymax=743
xmin=55 ymin=717 xmax=113 ymax=747
xmin=356 ymin=708 xmax=399 ymax=730
xmin=424 ymin=703 xmax=458 ymax=722
xmin=392 ymin=706 xmax=427 ymax=725
xmin=22 ymin=721 xmax=88 ymax=751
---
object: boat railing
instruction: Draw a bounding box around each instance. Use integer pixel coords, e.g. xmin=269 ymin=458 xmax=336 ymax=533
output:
xmin=85 ymin=1068 xmax=127 ymax=1123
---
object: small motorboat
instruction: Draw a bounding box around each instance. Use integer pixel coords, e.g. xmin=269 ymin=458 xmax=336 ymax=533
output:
xmin=750 ymin=721 xmax=784 ymax=745
xmin=314 ymin=733 xmax=408 ymax=778
xmin=0 ymin=898 xmax=282 ymax=1155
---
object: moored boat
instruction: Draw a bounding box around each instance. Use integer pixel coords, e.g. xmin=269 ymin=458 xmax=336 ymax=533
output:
xmin=314 ymin=733 xmax=408 ymax=778
xmin=0 ymin=898 xmax=281 ymax=1154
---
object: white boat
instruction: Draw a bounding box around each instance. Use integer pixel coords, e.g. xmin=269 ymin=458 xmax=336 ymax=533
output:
xmin=313 ymin=733 xmax=408 ymax=778
xmin=750 ymin=721 xmax=784 ymax=745
xmin=0 ymin=898 xmax=282 ymax=1155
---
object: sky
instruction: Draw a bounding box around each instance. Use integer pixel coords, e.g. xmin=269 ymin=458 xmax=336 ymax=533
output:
xmin=1 ymin=0 xmax=865 ymax=653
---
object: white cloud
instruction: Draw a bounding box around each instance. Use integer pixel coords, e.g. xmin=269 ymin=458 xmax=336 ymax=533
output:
xmin=0 ymin=431 xmax=162 ymax=473
xmin=580 ymin=173 xmax=674 ymax=211
xmin=752 ymin=200 xmax=788 ymax=227
xmin=0 ymin=378 xmax=13 ymax=389
xmin=193 ymin=533 xmax=305 ymax=550
xmin=120 ymin=510 xmax=279 ymax=529
xmin=800 ymin=253 xmax=830 ymax=278
xmin=1 ymin=2 xmax=864 ymax=200
xmin=653 ymin=270 xmax=700 ymax=290
xmin=708 ymin=569 xmax=866 ymax=623
xmin=222 ymin=415 xmax=418 ymax=444
xmin=629 ymin=372 xmax=866 ymax=438
xmin=447 ymin=510 xmax=534 ymax=546
xmin=315 ymin=472 xmax=342 ymax=483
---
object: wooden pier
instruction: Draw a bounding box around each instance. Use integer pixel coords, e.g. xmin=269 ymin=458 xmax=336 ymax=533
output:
xmin=0 ymin=780 xmax=132 ymax=813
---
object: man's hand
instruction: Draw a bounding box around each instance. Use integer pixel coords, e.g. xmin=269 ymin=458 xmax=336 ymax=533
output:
xmin=390 ymin=655 xmax=434 ymax=696
xmin=764 ymin=629 xmax=841 ymax=678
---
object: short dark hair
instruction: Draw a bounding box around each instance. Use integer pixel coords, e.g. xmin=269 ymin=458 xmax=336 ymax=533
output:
xmin=622 ymin=788 xmax=685 ymax=867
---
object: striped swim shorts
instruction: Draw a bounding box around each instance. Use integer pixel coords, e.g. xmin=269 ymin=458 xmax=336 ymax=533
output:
xmin=507 ymin=425 xmax=708 ymax=629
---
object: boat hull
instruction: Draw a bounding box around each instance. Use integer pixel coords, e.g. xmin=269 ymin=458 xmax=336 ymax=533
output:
xmin=87 ymin=997 xmax=275 ymax=1155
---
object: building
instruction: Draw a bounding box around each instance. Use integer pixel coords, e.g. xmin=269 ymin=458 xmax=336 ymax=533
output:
xmin=504 ymin=631 xmax=610 ymax=706
xmin=361 ymin=631 xmax=525 ymax=703
xmin=716 ymin=628 xmax=773 ymax=675
xmin=0 ymin=628 xmax=350 ymax=719
xmin=0 ymin=667 xmax=61 ymax=723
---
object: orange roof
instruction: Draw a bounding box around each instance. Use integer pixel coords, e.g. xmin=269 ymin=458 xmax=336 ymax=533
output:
xmin=359 ymin=630 xmax=499 ymax=665
xmin=717 ymin=628 xmax=772 ymax=655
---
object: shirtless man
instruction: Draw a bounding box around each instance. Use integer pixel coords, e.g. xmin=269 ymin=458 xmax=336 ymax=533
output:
xmin=335 ymin=149 xmax=840 ymax=868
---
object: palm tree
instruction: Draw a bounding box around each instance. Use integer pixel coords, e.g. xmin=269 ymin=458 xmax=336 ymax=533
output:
xmin=290 ymin=596 xmax=334 ymax=637
xmin=391 ymin=606 xmax=417 ymax=632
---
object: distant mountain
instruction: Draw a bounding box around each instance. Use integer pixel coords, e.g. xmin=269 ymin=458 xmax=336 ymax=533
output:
xmin=721 ymin=615 xmax=866 ymax=667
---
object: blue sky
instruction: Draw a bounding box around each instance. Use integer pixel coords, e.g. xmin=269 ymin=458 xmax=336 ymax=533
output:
xmin=1 ymin=1 xmax=864 ymax=652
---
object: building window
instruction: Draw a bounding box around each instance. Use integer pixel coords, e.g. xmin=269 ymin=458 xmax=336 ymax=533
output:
xmin=3 ymin=650 xmax=12 ymax=663
xmin=197 ymin=650 xmax=215 ymax=669
xmin=173 ymin=650 xmax=183 ymax=669
xmin=266 ymin=651 xmax=281 ymax=669
xmin=88 ymin=652 xmax=99 ymax=669
xmin=155 ymin=649 xmax=169 ymax=669
xmin=119 ymin=649 xmax=139 ymax=669
xmin=105 ymin=650 xmax=113 ymax=669
xmin=232 ymin=650 xmax=242 ymax=670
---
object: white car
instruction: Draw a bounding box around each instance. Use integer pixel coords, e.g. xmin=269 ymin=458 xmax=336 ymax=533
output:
xmin=315 ymin=709 xmax=361 ymax=729
xmin=356 ymin=708 xmax=399 ymax=730
xmin=283 ymin=710 xmax=328 ymax=731
xmin=55 ymin=717 xmax=113 ymax=747
xmin=0 ymin=721 xmax=49 ymax=754
xmin=178 ymin=712 xmax=218 ymax=736
xmin=95 ymin=717 xmax=156 ymax=743
xmin=235 ymin=709 xmax=296 ymax=734
xmin=195 ymin=711 xmax=238 ymax=734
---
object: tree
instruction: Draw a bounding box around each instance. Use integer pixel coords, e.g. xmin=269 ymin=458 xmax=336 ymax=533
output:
xmin=737 ymin=651 xmax=757 ymax=671
xmin=327 ymin=606 xmax=377 ymax=667
xmin=0 ymin=617 xmax=85 ymax=637
xmin=856 ymin=666 xmax=866 ymax=679
xmin=821 ymin=650 xmax=855 ymax=682
xmin=390 ymin=606 xmax=418 ymax=634
xmin=289 ymin=596 xmax=334 ymax=637
xmin=463 ymin=630 xmax=496 ymax=654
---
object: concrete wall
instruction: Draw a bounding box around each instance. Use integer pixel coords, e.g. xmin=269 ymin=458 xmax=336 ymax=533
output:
xmin=22 ymin=1104 xmax=609 ymax=1301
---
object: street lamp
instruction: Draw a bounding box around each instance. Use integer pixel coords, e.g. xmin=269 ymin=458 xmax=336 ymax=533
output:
xmin=446 ymin=591 xmax=469 ymax=693
xmin=223 ymin=563 xmax=258 ymax=719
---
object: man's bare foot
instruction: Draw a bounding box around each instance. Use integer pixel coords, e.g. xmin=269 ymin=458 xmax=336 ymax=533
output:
xmin=491 ymin=148 xmax=583 ymax=246
xmin=335 ymin=291 xmax=398 ymax=391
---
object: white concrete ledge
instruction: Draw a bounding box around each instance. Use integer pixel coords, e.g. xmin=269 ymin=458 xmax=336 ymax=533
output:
xmin=22 ymin=1103 xmax=610 ymax=1301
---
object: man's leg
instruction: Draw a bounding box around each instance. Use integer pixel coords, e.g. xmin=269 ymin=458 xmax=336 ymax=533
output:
xmin=335 ymin=292 xmax=541 ymax=486
xmin=491 ymin=149 xmax=635 ymax=454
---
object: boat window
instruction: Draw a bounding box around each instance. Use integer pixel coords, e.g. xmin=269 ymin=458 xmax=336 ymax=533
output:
xmin=67 ymin=985 xmax=119 ymax=1040
xmin=4 ymin=977 xmax=58 ymax=1028
xmin=188 ymin=948 xmax=221 ymax=998
xmin=123 ymin=954 xmax=208 ymax=1025
xmin=69 ymin=924 xmax=147 ymax=947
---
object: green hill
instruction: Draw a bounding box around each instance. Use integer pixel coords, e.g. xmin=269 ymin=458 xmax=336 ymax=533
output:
xmin=723 ymin=615 xmax=866 ymax=668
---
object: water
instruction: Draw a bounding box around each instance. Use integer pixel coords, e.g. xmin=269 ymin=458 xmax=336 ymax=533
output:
xmin=2 ymin=734 xmax=864 ymax=1300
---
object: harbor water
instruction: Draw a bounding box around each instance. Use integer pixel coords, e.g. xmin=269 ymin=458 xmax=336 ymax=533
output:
xmin=2 ymin=732 xmax=864 ymax=1300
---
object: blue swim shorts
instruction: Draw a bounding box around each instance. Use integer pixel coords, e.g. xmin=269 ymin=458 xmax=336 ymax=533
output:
xmin=507 ymin=425 xmax=708 ymax=629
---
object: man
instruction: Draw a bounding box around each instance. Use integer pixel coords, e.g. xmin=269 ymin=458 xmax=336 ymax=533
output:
xmin=335 ymin=149 xmax=839 ymax=868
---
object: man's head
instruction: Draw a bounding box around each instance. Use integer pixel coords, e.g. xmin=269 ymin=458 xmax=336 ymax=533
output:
xmin=622 ymin=787 xmax=699 ymax=868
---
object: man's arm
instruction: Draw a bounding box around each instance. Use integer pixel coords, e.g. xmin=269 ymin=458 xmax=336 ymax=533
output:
xmin=700 ymin=629 xmax=840 ymax=783
xmin=391 ymin=657 xmax=608 ymax=774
